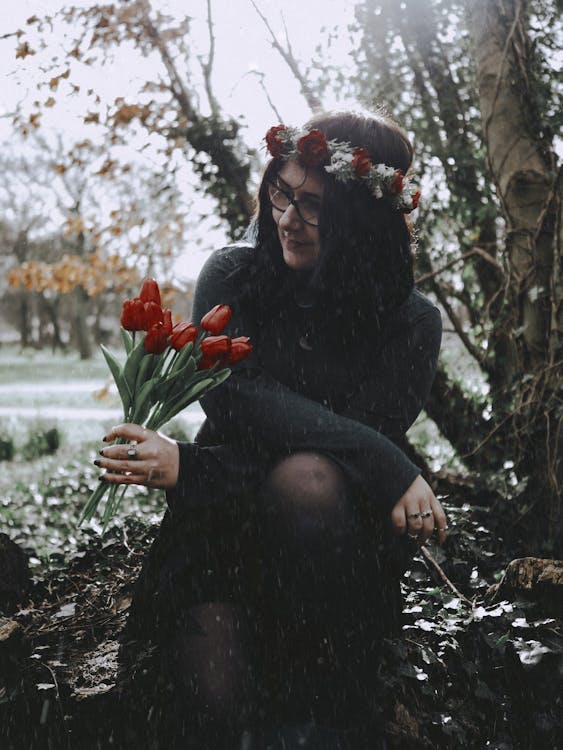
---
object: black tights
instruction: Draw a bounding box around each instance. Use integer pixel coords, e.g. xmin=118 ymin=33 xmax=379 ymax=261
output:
xmin=164 ymin=453 xmax=392 ymax=746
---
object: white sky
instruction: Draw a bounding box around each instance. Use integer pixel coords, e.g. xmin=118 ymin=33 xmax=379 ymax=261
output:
xmin=0 ymin=0 xmax=357 ymax=281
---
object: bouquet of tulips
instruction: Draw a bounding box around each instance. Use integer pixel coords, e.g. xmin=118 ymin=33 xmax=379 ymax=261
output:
xmin=81 ymin=278 xmax=251 ymax=527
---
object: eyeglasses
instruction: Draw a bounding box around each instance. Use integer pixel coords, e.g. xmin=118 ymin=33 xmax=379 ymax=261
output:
xmin=267 ymin=182 xmax=321 ymax=227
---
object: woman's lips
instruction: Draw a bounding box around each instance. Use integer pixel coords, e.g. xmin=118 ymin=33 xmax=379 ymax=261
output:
xmin=283 ymin=236 xmax=305 ymax=248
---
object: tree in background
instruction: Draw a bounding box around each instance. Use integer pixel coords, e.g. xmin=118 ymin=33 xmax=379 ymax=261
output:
xmin=338 ymin=0 xmax=561 ymax=549
xmin=13 ymin=0 xmax=256 ymax=236
xmin=5 ymin=0 xmax=560 ymax=548
xmin=3 ymin=130 xmax=196 ymax=356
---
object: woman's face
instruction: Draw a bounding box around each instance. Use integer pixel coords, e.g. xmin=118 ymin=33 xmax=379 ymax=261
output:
xmin=269 ymin=160 xmax=324 ymax=271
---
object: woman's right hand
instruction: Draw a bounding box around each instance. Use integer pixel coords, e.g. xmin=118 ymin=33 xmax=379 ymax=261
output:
xmin=390 ymin=474 xmax=448 ymax=545
xmin=96 ymin=423 xmax=180 ymax=490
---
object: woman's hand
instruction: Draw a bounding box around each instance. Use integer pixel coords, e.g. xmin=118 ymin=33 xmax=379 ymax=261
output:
xmin=390 ymin=475 xmax=448 ymax=545
xmin=95 ymin=423 xmax=180 ymax=490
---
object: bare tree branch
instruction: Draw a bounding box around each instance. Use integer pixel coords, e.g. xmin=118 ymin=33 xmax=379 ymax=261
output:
xmin=243 ymin=70 xmax=284 ymax=122
xmin=198 ymin=0 xmax=220 ymax=117
xmin=249 ymin=0 xmax=323 ymax=114
xmin=415 ymin=246 xmax=504 ymax=285
xmin=432 ymin=280 xmax=486 ymax=366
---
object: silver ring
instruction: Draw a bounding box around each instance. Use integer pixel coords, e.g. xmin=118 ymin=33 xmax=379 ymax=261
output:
xmin=127 ymin=444 xmax=138 ymax=459
xmin=407 ymin=533 xmax=419 ymax=540
xmin=437 ymin=526 xmax=449 ymax=531
xmin=407 ymin=513 xmax=421 ymax=520
xmin=421 ymin=510 xmax=433 ymax=519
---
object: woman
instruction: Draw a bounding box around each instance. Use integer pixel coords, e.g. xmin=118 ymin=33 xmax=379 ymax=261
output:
xmin=98 ymin=110 xmax=446 ymax=749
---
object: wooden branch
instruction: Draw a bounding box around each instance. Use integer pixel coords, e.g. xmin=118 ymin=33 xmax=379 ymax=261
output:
xmin=199 ymin=0 xmax=220 ymax=116
xmin=419 ymin=546 xmax=473 ymax=607
xmin=415 ymin=246 xmax=504 ymax=285
xmin=460 ymin=396 xmax=539 ymax=459
xmin=249 ymin=0 xmax=323 ymax=113
xmin=431 ymin=280 xmax=486 ymax=366
xmin=247 ymin=70 xmax=284 ymax=122
xmin=140 ymin=7 xmax=196 ymax=123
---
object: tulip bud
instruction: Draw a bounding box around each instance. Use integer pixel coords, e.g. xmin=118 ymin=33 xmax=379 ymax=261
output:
xmin=121 ymin=298 xmax=146 ymax=331
xmin=200 ymin=304 xmax=232 ymax=335
xmin=139 ymin=278 xmax=161 ymax=306
xmin=170 ymin=321 xmax=198 ymax=351
xmin=144 ymin=301 xmax=164 ymax=331
xmin=200 ymin=334 xmax=231 ymax=359
xmin=144 ymin=323 xmax=169 ymax=354
xmin=162 ymin=308 xmax=173 ymax=335
xmin=226 ymin=336 xmax=252 ymax=364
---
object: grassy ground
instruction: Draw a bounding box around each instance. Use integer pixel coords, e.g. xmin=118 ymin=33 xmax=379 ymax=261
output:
xmin=1 ymin=350 xmax=561 ymax=749
xmin=0 ymin=346 xmax=200 ymax=564
xmin=0 ymin=347 xmax=109 ymax=384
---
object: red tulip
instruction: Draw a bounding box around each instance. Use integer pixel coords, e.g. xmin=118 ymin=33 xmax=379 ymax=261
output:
xmin=411 ymin=190 xmax=421 ymax=210
xmin=144 ymin=323 xmax=169 ymax=354
xmin=139 ymin=278 xmax=161 ymax=306
xmin=170 ymin=321 xmax=198 ymax=350
xmin=162 ymin=308 xmax=172 ymax=335
xmin=200 ymin=334 xmax=231 ymax=359
xmin=226 ymin=336 xmax=252 ymax=364
xmin=200 ymin=304 xmax=232 ymax=335
xmin=197 ymin=357 xmax=217 ymax=370
xmin=120 ymin=298 xmax=146 ymax=331
xmin=143 ymin=301 xmax=164 ymax=330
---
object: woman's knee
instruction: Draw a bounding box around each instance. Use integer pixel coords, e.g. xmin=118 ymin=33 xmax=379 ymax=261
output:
xmin=260 ymin=452 xmax=353 ymax=529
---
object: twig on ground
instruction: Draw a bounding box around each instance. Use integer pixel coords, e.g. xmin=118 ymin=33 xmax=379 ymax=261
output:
xmin=419 ymin=545 xmax=473 ymax=607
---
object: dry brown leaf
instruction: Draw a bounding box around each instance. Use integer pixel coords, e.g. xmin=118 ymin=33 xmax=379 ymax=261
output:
xmin=16 ymin=41 xmax=36 ymax=59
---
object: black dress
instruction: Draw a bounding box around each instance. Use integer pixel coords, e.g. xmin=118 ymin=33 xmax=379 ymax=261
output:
xmin=118 ymin=242 xmax=442 ymax=737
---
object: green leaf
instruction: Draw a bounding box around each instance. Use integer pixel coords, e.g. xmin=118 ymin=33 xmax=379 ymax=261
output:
xmin=148 ymin=376 xmax=216 ymax=430
xmin=120 ymin=328 xmax=133 ymax=355
xmin=79 ymin=480 xmax=109 ymax=525
xmin=131 ymin=378 xmax=157 ymax=425
xmin=123 ymin=336 xmax=148 ymax=395
xmin=134 ymin=352 xmax=155 ymax=394
xmin=173 ymin=341 xmax=194 ymax=369
xmin=100 ymin=344 xmax=130 ymax=414
xmin=156 ymin=356 xmax=197 ymax=400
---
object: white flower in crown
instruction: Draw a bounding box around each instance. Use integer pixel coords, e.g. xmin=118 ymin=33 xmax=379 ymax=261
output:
xmin=325 ymin=147 xmax=355 ymax=182
xmin=264 ymin=124 xmax=421 ymax=213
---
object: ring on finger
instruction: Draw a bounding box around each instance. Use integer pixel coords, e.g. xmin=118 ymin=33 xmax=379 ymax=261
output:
xmin=407 ymin=512 xmax=421 ymax=520
xmin=421 ymin=510 xmax=433 ymax=519
xmin=127 ymin=442 xmax=138 ymax=459
xmin=407 ymin=532 xmax=419 ymax=540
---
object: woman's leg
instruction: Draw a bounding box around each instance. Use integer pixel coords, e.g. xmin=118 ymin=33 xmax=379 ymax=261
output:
xmin=258 ymin=452 xmax=390 ymax=728
xmin=162 ymin=601 xmax=260 ymax=749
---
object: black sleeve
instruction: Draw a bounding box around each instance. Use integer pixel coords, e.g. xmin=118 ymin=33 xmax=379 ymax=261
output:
xmin=165 ymin=246 xmax=423 ymax=514
xmin=339 ymin=305 xmax=442 ymax=442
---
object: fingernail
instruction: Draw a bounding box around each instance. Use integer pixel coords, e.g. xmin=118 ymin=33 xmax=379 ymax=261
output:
xmin=94 ymin=459 xmax=101 ymax=467
xmin=102 ymin=436 xmax=109 ymax=442
xmin=98 ymin=475 xmax=106 ymax=482
xmin=99 ymin=449 xmax=105 ymax=456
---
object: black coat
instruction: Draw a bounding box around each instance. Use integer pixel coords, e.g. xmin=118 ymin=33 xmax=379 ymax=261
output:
xmin=120 ymin=242 xmax=442 ymax=656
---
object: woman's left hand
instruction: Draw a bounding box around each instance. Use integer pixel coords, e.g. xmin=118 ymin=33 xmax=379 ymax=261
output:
xmin=390 ymin=474 xmax=448 ymax=545
xmin=95 ymin=423 xmax=180 ymax=490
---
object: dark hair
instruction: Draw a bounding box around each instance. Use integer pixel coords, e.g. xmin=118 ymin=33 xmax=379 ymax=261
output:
xmin=239 ymin=110 xmax=416 ymax=347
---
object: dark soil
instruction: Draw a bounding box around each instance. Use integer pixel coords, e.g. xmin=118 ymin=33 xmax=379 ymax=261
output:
xmin=1 ymin=482 xmax=561 ymax=750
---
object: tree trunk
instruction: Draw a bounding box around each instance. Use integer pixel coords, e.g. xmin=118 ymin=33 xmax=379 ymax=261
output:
xmin=467 ymin=0 xmax=561 ymax=549
xmin=17 ymin=292 xmax=32 ymax=349
xmin=71 ymin=287 xmax=93 ymax=360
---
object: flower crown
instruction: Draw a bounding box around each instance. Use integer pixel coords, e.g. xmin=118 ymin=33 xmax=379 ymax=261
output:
xmin=265 ymin=124 xmax=421 ymax=213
